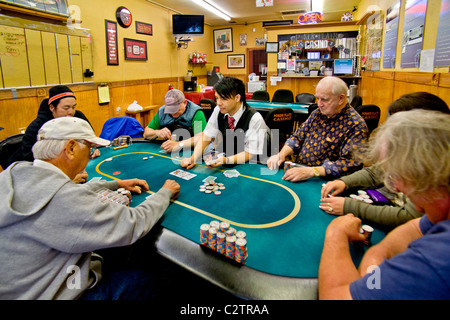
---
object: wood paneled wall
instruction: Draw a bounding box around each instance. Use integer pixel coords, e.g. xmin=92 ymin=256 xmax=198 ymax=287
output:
xmin=360 ymin=71 xmax=450 ymax=124
xmin=0 ymin=75 xmax=213 ymax=140
xmin=2 ymin=72 xmax=449 ymax=142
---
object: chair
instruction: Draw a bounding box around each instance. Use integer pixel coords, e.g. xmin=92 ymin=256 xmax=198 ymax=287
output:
xmin=356 ymin=104 xmax=381 ymax=134
xmin=272 ymin=89 xmax=294 ymax=103
xmin=295 ymin=93 xmax=316 ymax=104
xmin=264 ymin=107 xmax=295 ymax=155
xmin=308 ymin=103 xmax=319 ymax=116
xmin=350 ymin=95 xmax=363 ymax=109
xmin=0 ymin=133 xmax=24 ymax=170
xmin=199 ymin=98 xmax=216 ymax=121
xmin=100 ymin=117 xmax=144 ymax=140
xmin=250 ymin=90 xmax=270 ymax=102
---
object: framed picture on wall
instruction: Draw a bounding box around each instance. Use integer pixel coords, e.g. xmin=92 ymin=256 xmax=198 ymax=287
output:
xmin=136 ymin=21 xmax=153 ymax=36
xmin=227 ymin=54 xmax=245 ymax=68
xmin=265 ymin=42 xmax=278 ymax=53
xmin=124 ymin=38 xmax=147 ymax=61
xmin=105 ymin=20 xmax=119 ymax=65
xmin=214 ymin=28 xmax=233 ymax=53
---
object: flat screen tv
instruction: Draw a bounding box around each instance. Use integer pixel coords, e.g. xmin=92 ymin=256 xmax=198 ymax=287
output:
xmin=333 ymin=59 xmax=353 ymax=75
xmin=173 ymin=14 xmax=204 ymax=37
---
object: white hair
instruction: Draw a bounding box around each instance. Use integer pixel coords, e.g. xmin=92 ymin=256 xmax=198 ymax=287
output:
xmin=32 ymin=139 xmax=87 ymax=160
xmin=316 ymin=76 xmax=348 ymax=96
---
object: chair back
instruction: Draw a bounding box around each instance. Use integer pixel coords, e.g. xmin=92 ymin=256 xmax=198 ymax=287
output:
xmin=264 ymin=107 xmax=294 ymax=154
xmin=250 ymin=90 xmax=270 ymax=102
xmin=272 ymin=89 xmax=294 ymax=103
xmin=199 ymin=98 xmax=216 ymax=120
xmin=351 ymin=95 xmax=363 ymax=109
xmin=295 ymin=93 xmax=316 ymax=104
xmin=0 ymin=133 xmax=24 ymax=169
xmin=100 ymin=117 xmax=144 ymax=140
xmin=308 ymin=103 xmax=319 ymax=115
xmin=356 ymin=104 xmax=381 ymax=134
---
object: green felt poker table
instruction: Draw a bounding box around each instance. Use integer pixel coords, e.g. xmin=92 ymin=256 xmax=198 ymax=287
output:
xmin=247 ymin=101 xmax=309 ymax=115
xmin=85 ymin=139 xmax=385 ymax=299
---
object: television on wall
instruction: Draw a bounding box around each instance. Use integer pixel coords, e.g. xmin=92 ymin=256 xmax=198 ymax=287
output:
xmin=333 ymin=59 xmax=354 ymax=75
xmin=172 ymin=14 xmax=204 ymax=37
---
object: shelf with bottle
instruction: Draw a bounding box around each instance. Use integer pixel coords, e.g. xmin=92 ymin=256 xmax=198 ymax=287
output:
xmin=189 ymin=51 xmax=207 ymax=64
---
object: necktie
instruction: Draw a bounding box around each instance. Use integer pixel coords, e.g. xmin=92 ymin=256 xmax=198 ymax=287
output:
xmin=228 ymin=116 xmax=235 ymax=130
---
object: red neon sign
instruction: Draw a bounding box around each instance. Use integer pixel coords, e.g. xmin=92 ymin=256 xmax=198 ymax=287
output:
xmin=298 ymin=11 xmax=323 ymax=24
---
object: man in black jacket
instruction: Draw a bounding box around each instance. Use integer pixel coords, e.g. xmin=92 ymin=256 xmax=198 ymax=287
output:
xmin=8 ymin=86 xmax=99 ymax=182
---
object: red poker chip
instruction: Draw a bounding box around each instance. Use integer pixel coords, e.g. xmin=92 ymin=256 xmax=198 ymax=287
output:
xmin=113 ymin=171 xmax=121 ymax=175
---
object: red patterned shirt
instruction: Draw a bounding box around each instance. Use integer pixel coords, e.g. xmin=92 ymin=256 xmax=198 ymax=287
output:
xmin=285 ymin=104 xmax=368 ymax=178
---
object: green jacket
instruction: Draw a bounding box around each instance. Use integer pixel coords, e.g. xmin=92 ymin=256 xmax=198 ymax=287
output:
xmin=339 ymin=166 xmax=423 ymax=230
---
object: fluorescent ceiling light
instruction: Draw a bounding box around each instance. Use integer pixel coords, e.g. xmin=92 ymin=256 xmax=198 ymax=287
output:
xmin=192 ymin=0 xmax=231 ymax=21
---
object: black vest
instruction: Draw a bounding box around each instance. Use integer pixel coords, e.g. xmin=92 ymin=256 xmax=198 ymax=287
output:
xmin=216 ymin=104 xmax=256 ymax=157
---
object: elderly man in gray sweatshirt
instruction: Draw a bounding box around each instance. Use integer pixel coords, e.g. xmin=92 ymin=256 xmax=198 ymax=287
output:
xmin=0 ymin=117 xmax=180 ymax=300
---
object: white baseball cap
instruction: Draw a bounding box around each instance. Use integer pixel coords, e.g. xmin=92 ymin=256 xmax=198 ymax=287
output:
xmin=164 ymin=89 xmax=186 ymax=113
xmin=37 ymin=117 xmax=110 ymax=147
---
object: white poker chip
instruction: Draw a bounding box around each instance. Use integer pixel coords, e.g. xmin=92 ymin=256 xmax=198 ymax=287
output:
xmin=105 ymin=158 xmax=113 ymax=161
xmin=214 ymin=191 xmax=221 ymax=195
xmin=219 ymin=186 xmax=225 ymax=190
xmin=199 ymin=188 xmax=205 ymax=192
xmin=142 ymin=157 xmax=148 ymax=160
xmin=205 ymin=190 xmax=212 ymax=194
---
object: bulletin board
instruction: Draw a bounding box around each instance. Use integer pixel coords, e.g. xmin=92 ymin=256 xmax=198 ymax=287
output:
xmin=0 ymin=15 xmax=92 ymax=88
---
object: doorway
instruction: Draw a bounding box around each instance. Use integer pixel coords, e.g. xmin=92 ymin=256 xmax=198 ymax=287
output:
xmin=247 ymin=48 xmax=267 ymax=79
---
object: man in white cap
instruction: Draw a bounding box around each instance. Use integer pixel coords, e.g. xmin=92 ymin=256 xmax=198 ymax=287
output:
xmin=143 ymin=89 xmax=207 ymax=152
xmin=0 ymin=117 xmax=180 ymax=300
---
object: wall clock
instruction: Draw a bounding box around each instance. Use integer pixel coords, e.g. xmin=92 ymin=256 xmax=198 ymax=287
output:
xmin=116 ymin=6 xmax=132 ymax=28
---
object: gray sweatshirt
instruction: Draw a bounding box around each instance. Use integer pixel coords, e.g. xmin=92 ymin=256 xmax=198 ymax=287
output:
xmin=0 ymin=161 xmax=172 ymax=300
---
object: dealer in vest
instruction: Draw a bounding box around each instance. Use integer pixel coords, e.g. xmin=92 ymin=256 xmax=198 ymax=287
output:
xmin=180 ymin=77 xmax=267 ymax=169
xmin=143 ymin=89 xmax=207 ymax=152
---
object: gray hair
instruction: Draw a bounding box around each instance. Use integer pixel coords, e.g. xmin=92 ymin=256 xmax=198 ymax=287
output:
xmin=316 ymin=76 xmax=348 ymax=96
xmin=361 ymin=109 xmax=450 ymax=196
xmin=32 ymin=139 xmax=87 ymax=160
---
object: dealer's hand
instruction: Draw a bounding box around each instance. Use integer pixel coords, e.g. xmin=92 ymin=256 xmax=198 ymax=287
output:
xmin=267 ymin=153 xmax=285 ymax=170
xmin=181 ymin=157 xmax=195 ymax=170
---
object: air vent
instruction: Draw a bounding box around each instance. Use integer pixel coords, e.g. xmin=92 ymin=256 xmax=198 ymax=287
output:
xmin=281 ymin=10 xmax=306 ymax=15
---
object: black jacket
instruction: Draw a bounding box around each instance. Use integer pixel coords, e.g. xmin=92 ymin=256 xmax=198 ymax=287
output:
xmin=8 ymin=99 xmax=90 ymax=165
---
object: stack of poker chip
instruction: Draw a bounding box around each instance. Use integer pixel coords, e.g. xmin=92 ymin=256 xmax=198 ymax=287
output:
xmin=349 ymin=190 xmax=373 ymax=204
xmin=360 ymin=224 xmax=374 ymax=245
xmin=235 ymin=238 xmax=248 ymax=264
xmin=199 ymin=220 xmax=248 ymax=264
xmin=284 ymin=161 xmax=295 ymax=173
xmin=96 ymin=187 xmax=130 ymax=206
xmin=207 ymin=226 xmax=217 ymax=251
xmin=199 ymin=180 xmax=226 ymax=195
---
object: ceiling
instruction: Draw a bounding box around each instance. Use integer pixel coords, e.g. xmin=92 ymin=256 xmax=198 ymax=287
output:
xmin=146 ymin=0 xmax=361 ymax=27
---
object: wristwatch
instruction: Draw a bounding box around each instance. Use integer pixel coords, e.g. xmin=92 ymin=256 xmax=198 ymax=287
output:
xmin=178 ymin=142 xmax=184 ymax=148
xmin=313 ymin=167 xmax=320 ymax=177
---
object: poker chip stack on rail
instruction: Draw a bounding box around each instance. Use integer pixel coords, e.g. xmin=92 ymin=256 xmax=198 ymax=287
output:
xmin=199 ymin=220 xmax=248 ymax=264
